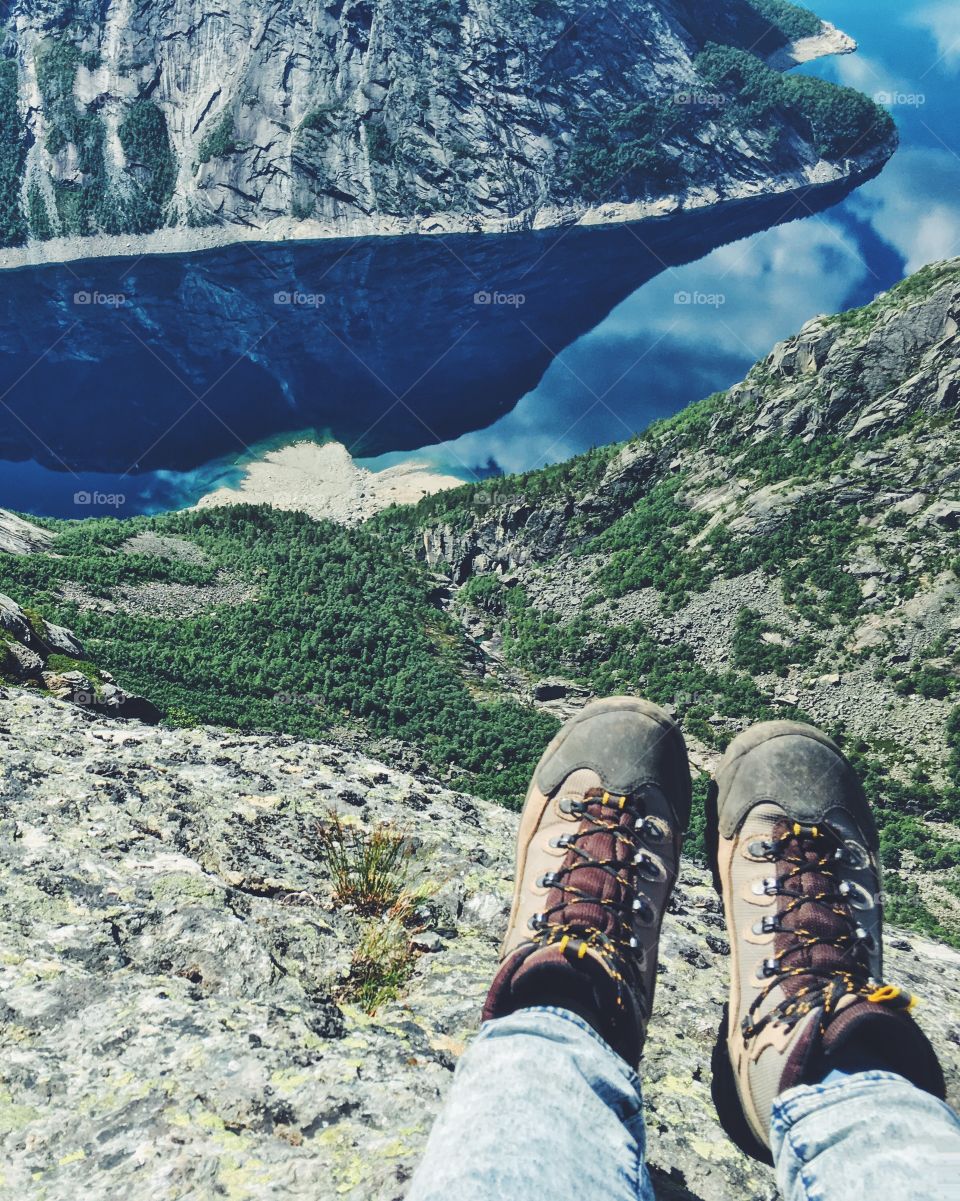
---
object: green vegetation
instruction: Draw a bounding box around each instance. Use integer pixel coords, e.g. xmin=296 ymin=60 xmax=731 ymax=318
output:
xmin=731 ymin=607 xmax=816 ymax=675
xmin=589 ymin=478 xmax=711 ymax=606
xmin=118 ymin=101 xmax=176 ymax=232
xmin=466 ymin=579 xmax=769 ymax=748
xmin=342 ymin=907 xmax=417 ymax=1013
xmin=300 ymin=101 xmax=342 ymax=132
xmin=710 ymin=498 xmax=863 ymax=625
xmin=826 ymin=261 xmax=960 ymax=333
xmin=563 ymin=100 xmax=686 ymax=201
xmin=883 ymin=875 xmax=960 ymax=950
xmin=365 ymin=121 xmax=394 ymax=167
xmin=746 ymin=0 xmax=820 ymax=42
xmin=372 ymin=442 xmax=619 ymax=548
xmin=0 ymin=508 xmax=557 ymax=807
xmin=26 ymin=183 xmax=54 ymax=240
xmin=696 ymin=43 xmax=894 ymax=160
xmin=314 ymin=813 xmax=409 ymax=913
xmin=35 ymin=39 xmax=118 ymax=236
xmin=197 ymin=113 xmax=238 ymax=164
xmin=0 ymin=60 xmax=27 ymax=246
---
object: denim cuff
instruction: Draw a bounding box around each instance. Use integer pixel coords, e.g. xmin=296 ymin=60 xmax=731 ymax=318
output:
xmin=772 ymin=1069 xmax=911 ymax=1132
xmin=479 ymin=1005 xmax=642 ymax=1087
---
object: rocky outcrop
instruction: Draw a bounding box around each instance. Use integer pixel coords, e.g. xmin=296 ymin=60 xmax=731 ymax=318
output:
xmin=0 ymin=509 xmax=54 ymax=554
xmin=0 ymin=590 xmax=163 ymax=721
xmin=1 ymin=685 xmax=957 ymax=1200
xmin=0 ymin=0 xmax=888 ymax=262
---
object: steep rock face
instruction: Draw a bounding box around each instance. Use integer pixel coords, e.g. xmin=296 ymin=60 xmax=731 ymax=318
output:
xmin=0 ymin=0 xmax=888 ymax=250
xmin=420 ymin=262 xmax=960 ymax=580
xmin=1 ymin=686 xmax=957 ymax=1200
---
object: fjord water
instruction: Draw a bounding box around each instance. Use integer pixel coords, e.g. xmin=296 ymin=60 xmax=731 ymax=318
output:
xmin=1 ymin=0 xmax=957 ymax=516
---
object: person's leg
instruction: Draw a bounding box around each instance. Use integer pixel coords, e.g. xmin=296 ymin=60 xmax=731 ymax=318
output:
xmin=406 ymin=1007 xmax=653 ymax=1201
xmin=709 ymin=719 xmax=951 ymax=1175
xmin=407 ymin=697 xmax=692 ymax=1199
xmin=770 ymin=1069 xmax=960 ymax=1201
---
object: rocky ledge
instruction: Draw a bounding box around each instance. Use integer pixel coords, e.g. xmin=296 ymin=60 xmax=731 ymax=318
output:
xmin=0 ymin=593 xmax=162 ymax=723
xmin=1 ymin=689 xmax=957 ymax=1200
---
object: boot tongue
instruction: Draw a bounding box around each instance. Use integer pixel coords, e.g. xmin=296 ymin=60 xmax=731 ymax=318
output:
xmin=546 ymin=787 xmax=638 ymax=941
xmin=775 ymin=820 xmax=862 ymax=990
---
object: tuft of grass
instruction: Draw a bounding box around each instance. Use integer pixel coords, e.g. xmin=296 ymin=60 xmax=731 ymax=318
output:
xmin=342 ymin=903 xmax=418 ymax=1013
xmin=314 ymin=812 xmax=409 ymax=914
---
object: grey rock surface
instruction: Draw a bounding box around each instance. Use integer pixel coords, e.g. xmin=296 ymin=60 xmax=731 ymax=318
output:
xmin=0 ymin=687 xmax=957 ymax=1200
xmin=3 ymin=0 xmax=884 ymax=250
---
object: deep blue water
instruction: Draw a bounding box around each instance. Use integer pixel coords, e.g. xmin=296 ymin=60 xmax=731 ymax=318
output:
xmin=1 ymin=0 xmax=957 ymax=517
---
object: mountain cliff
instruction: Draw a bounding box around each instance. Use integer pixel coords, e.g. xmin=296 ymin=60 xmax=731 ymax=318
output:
xmin=0 ymin=0 xmax=893 ymax=259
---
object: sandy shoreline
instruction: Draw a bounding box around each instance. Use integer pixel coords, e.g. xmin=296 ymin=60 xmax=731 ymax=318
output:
xmin=194 ymin=441 xmax=466 ymax=526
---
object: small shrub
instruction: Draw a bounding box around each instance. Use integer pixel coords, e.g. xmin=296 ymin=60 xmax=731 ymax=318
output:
xmin=314 ymin=812 xmax=409 ymax=913
xmin=342 ymin=907 xmax=416 ymax=1013
xmin=26 ymin=183 xmax=54 ymax=240
xmin=118 ymin=100 xmax=176 ymax=231
xmin=197 ymin=112 xmax=238 ymax=163
xmin=365 ymin=121 xmax=394 ymax=166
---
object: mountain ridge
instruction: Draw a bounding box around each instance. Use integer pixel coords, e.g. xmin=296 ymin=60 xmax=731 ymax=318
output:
xmin=0 ymin=0 xmax=893 ymax=268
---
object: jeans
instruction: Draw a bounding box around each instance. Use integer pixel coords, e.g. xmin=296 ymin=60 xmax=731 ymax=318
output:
xmin=406 ymin=1007 xmax=960 ymax=1201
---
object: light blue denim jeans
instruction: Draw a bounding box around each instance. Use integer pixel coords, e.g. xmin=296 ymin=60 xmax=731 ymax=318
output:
xmin=407 ymin=1007 xmax=960 ymax=1201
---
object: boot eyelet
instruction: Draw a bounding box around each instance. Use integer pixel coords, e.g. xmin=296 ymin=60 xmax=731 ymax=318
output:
xmin=640 ymin=818 xmax=666 ymax=842
xmin=549 ymin=834 xmax=573 ymax=849
xmin=632 ymin=897 xmax=655 ymax=923
xmin=633 ymin=852 xmax=661 ymax=880
xmin=752 ymin=877 xmax=779 ymax=896
xmin=537 ymin=873 xmax=560 ymax=889
xmin=758 ymin=957 xmax=780 ymax=979
xmin=836 ymin=841 xmax=869 ymax=869
xmin=753 ymin=916 xmax=781 ymax=935
xmin=559 ymin=798 xmax=584 ymax=816
xmin=528 ymin=913 xmax=546 ymax=931
xmin=838 ymin=880 xmax=873 ymax=910
xmin=854 ymin=925 xmax=875 ymax=948
xmin=747 ymin=840 xmax=772 ymax=860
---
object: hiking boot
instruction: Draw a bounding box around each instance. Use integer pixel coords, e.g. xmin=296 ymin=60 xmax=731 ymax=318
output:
xmin=483 ymin=696 xmax=691 ymax=1065
xmin=708 ymin=720 xmax=946 ymax=1161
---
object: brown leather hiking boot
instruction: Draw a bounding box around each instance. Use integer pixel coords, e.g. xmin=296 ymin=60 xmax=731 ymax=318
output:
xmin=483 ymin=697 xmax=691 ymax=1065
xmin=708 ymin=720 xmax=946 ymax=1162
